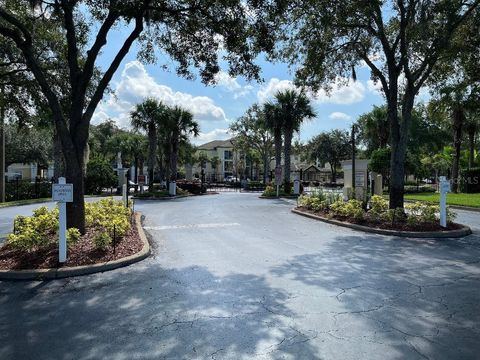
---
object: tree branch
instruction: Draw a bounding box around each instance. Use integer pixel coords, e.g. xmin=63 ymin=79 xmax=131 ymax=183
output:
xmin=60 ymin=0 xmax=80 ymax=90
xmin=82 ymin=14 xmax=144 ymax=126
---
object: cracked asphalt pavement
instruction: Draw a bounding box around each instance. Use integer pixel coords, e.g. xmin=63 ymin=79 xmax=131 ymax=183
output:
xmin=1 ymin=192 xmax=480 ymax=359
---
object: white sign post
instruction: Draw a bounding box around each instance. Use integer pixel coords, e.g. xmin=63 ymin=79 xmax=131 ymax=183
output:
xmin=275 ymin=166 xmax=282 ymax=197
xmin=52 ymin=177 xmax=73 ymax=263
xmin=439 ymin=176 xmax=450 ymax=228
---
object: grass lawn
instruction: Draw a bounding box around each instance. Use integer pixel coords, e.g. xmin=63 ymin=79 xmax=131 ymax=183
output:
xmin=404 ymin=192 xmax=480 ymax=208
xmin=0 ymin=198 xmax=52 ymax=208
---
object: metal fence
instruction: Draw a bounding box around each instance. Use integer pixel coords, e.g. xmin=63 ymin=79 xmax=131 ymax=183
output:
xmin=5 ymin=178 xmax=52 ymax=202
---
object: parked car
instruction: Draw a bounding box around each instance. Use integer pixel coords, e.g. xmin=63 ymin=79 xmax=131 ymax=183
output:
xmin=225 ymin=176 xmax=240 ymax=184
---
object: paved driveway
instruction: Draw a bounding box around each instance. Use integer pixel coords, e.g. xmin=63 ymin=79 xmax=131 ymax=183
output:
xmin=0 ymin=193 xmax=479 ymax=359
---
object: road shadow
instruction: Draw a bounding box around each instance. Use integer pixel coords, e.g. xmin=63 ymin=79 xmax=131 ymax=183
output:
xmin=0 ymin=263 xmax=320 ymax=359
xmin=270 ymin=232 xmax=480 ymax=359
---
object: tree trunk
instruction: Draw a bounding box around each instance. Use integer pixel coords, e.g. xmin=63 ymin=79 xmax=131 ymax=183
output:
xmin=274 ymin=127 xmax=282 ymax=169
xmin=0 ymin=90 xmax=5 ymax=203
xmin=53 ymin=128 xmax=64 ymax=181
xmin=170 ymin=140 xmax=179 ymax=181
xmin=134 ymin=156 xmax=139 ymax=193
xmin=451 ymin=106 xmax=464 ymax=193
xmin=284 ymin=128 xmax=293 ymax=192
xmin=65 ymin=152 xmax=86 ymax=233
xmin=468 ymin=127 xmax=476 ymax=169
xmin=262 ymin=151 xmax=269 ymax=184
xmin=388 ymin=89 xmax=410 ymax=209
xmin=147 ymin=125 xmax=157 ymax=188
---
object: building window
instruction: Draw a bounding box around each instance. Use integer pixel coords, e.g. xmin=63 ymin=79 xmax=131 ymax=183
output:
xmin=224 ymin=150 xmax=233 ymax=160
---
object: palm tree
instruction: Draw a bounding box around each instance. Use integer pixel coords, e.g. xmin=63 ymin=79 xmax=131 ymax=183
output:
xmin=274 ymin=89 xmax=316 ymax=191
xmin=263 ymin=101 xmax=283 ymax=177
xmin=165 ymin=106 xmax=199 ymax=186
xmin=130 ymin=98 xmax=166 ymax=187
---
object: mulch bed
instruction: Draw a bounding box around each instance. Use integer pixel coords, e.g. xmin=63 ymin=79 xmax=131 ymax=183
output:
xmin=297 ymin=206 xmax=463 ymax=232
xmin=0 ymin=215 xmax=143 ymax=270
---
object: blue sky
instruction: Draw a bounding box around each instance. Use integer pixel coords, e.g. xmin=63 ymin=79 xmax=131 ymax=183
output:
xmin=92 ymin=25 xmax=390 ymax=145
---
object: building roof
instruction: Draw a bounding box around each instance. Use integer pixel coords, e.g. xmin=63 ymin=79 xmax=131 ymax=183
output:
xmin=197 ymin=139 xmax=234 ymax=150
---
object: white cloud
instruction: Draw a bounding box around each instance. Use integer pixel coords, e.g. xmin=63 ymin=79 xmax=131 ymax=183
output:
xmin=257 ymin=77 xmax=366 ymax=105
xmin=257 ymin=78 xmax=296 ymax=104
xmin=329 ymin=112 xmax=351 ymax=121
xmin=214 ymin=71 xmax=241 ymax=91
xmin=92 ymin=61 xmax=228 ymax=128
xmin=367 ymin=79 xmax=383 ymax=94
xmin=315 ymin=78 xmax=366 ymax=104
xmin=213 ymin=71 xmax=253 ymax=99
xmin=193 ymin=128 xmax=231 ymax=145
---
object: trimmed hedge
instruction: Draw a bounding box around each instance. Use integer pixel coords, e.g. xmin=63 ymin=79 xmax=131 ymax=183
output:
xmin=461 ymin=167 xmax=480 ymax=193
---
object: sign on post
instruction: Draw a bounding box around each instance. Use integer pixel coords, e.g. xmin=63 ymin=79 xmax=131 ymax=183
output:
xmin=439 ymin=176 xmax=450 ymax=228
xmin=275 ymin=166 xmax=282 ymax=185
xmin=52 ymin=177 xmax=73 ymax=263
xmin=275 ymin=166 xmax=282 ymax=197
xmin=137 ymin=175 xmax=145 ymax=184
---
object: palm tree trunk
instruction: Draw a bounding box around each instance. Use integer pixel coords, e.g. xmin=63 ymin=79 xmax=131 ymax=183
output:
xmin=170 ymin=139 xmax=179 ymax=181
xmin=274 ymin=126 xmax=282 ymax=170
xmin=283 ymin=128 xmax=293 ymax=192
xmin=147 ymin=125 xmax=157 ymax=188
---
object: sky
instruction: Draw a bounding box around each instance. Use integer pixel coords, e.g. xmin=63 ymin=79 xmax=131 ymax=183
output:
xmin=91 ymin=25 xmax=393 ymax=146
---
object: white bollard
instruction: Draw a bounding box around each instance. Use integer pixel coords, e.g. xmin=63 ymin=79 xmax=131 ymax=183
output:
xmin=58 ymin=177 xmax=67 ymax=263
xmin=439 ymin=176 xmax=450 ymax=228
xmin=169 ymin=181 xmax=176 ymax=196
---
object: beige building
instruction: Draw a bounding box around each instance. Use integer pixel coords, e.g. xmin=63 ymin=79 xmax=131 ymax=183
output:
xmin=190 ymin=139 xmax=236 ymax=181
xmin=6 ymin=163 xmax=54 ymax=181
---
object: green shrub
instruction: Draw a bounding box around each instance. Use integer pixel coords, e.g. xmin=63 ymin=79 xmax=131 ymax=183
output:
xmin=93 ymin=231 xmax=111 ymax=250
xmin=330 ymin=199 xmax=365 ymax=220
xmin=85 ymin=198 xmax=131 ymax=238
xmin=369 ymin=195 xmax=388 ymax=215
xmin=405 ymin=202 xmax=456 ymax=225
xmin=7 ymin=198 xmax=131 ymax=251
xmin=67 ymin=228 xmax=81 ymax=244
xmin=5 ymin=179 xmax=51 ymax=202
xmin=7 ymin=206 xmax=59 ymax=249
xmin=85 ymin=158 xmax=117 ymax=195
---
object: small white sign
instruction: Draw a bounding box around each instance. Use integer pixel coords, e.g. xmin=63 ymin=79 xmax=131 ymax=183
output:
xmin=355 ymin=172 xmax=365 ymax=187
xmin=52 ymin=184 xmax=73 ymax=202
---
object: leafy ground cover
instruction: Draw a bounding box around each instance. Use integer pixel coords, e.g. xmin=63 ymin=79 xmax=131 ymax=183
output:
xmin=0 ymin=198 xmax=142 ymax=270
xmin=404 ymin=192 xmax=480 ymax=208
xmin=298 ymin=193 xmax=459 ymax=232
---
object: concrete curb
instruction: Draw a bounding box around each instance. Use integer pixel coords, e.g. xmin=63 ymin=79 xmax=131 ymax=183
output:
xmin=259 ymin=195 xmax=300 ymax=200
xmin=291 ymin=208 xmax=472 ymax=239
xmin=0 ymin=212 xmax=150 ymax=281
xmin=132 ymin=194 xmax=190 ymax=201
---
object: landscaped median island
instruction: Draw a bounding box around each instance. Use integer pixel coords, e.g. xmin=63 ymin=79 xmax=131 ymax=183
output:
xmin=0 ymin=198 xmax=146 ymax=273
xmin=260 ymin=185 xmax=300 ymax=198
xmin=293 ymin=192 xmax=471 ymax=238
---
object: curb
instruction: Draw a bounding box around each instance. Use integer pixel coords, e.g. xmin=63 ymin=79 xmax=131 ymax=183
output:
xmin=0 ymin=212 xmax=151 ymax=281
xmin=132 ymin=194 xmax=190 ymax=201
xmin=259 ymin=195 xmax=300 ymax=200
xmin=291 ymin=208 xmax=472 ymax=239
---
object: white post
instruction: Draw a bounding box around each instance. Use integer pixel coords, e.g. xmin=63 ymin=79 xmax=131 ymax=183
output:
xmin=169 ymin=181 xmax=176 ymax=196
xmin=439 ymin=176 xmax=449 ymax=228
xmin=122 ymin=183 xmax=128 ymax=207
xmin=58 ymin=177 xmax=67 ymax=263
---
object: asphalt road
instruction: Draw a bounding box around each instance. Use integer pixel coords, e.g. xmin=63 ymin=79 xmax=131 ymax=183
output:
xmin=1 ymin=193 xmax=480 ymax=359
